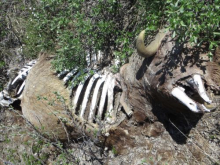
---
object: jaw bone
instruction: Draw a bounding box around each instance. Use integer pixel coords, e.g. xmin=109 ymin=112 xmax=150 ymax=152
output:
xmin=171 ymin=87 xmax=211 ymax=113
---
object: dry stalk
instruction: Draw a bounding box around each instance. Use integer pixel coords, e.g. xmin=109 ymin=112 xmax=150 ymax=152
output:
xmin=169 ymin=118 xmax=219 ymax=164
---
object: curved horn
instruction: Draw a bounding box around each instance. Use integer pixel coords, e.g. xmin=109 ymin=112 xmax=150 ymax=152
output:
xmin=136 ymin=29 xmax=167 ymax=58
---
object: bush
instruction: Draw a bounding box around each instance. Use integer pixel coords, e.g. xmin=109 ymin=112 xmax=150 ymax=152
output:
xmin=24 ymin=0 xmax=139 ymax=71
xmin=165 ymin=0 xmax=220 ymax=56
xmin=2 ymin=0 xmax=219 ymax=72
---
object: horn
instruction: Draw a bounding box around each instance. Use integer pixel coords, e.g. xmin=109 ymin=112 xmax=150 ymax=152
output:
xmin=136 ymin=29 xmax=167 ymax=58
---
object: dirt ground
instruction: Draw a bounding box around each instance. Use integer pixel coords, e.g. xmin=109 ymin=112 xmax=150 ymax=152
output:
xmin=0 ymin=104 xmax=219 ymax=165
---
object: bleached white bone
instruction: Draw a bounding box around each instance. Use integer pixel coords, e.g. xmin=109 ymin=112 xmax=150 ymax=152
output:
xmin=69 ymin=69 xmax=87 ymax=89
xmin=57 ymin=69 xmax=70 ymax=78
xmin=11 ymin=60 xmax=36 ymax=85
xmin=11 ymin=68 xmax=28 ymax=85
xmin=98 ymin=74 xmax=112 ymax=118
xmin=72 ymin=74 xmax=90 ymax=114
xmin=69 ymin=72 xmax=81 ymax=89
xmin=88 ymin=75 xmax=106 ymax=122
xmin=193 ymin=74 xmax=212 ymax=104
xmin=21 ymin=60 xmax=36 ymax=71
xmin=63 ymin=68 xmax=78 ymax=84
xmin=0 ymin=90 xmax=15 ymax=107
xmin=17 ymin=81 xmax=26 ymax=96
xmin=80 ymin=73 xmax=100 ymax=118
xmin=86 ymin=53 xmax=91 ymax=67
xmin=171 ymin=86 xmax=210 ymax=113
xmin=120 ymin=91 xmax=133 ymax=116
xmin=107 ymin=92 xmax=121 ymax=124
xmin=24 ymin=60 xmax=36 ymax=68
xmin=97 ymin=50 xmax=102 ymax=63
xmin=106 ymin=77 xmax=116 ymax=123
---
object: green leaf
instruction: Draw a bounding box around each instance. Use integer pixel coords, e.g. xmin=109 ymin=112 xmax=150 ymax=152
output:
xmin=179 ymin=6 xmax=184 ymax=13
xmin=214 ymin=32 xmax=220 ymax=36
xmin=172 ymin=31 xmax=176 ymax=38
xmin=180 ymin=21 xmax=186 ymax=27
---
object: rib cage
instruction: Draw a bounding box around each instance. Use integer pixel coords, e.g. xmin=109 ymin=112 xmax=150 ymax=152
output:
xmin=58 ymin=68 xmax=123 ymax=126
xmin=0 ymin=58 xmax=127 ymax=132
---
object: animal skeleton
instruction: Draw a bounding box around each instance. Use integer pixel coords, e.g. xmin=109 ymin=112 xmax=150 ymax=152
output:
xmin=0 ymin=58 xmax=126 ymax=131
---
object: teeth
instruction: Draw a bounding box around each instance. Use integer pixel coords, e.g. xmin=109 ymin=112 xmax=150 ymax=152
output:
xmin=171 ymin=87 xmax=210 ymax=113
xmin=193 ymin=74 xmax=212 ymax=104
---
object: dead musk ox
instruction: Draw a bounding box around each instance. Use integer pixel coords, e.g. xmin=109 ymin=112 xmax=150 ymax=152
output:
xmin=12 ymin=30 xmax=220 ymax=142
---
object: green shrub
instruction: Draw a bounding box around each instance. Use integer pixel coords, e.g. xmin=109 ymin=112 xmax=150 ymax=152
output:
xmin=2 ymin=0 xmax=218 ymax=72
xmin=24 ymin=0 xmax=140 ymax=71
xmin=165 ymin=0 xmax=220 ymax=54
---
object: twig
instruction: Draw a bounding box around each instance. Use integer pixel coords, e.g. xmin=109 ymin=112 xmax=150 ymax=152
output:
xmin=169 ymin=118 xmax=220 ymax=164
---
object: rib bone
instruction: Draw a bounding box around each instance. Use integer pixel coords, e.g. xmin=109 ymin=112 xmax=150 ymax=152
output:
xmin=57 ymin=69 xmax=70 ymax=79
xmin=98 ymin=74 xmax=112 ymax=118
xmin=193 ymin=74 xmax=212 ymax=103
xmin=63 ymin=68 xmax=78 ymax=84
xmin=88 ymin=75 xmax=106 ymax=122
xmin=11 ymin=60 xmax=36 ymax=85
xmin=171 ymin=86 xmax=210 ymax=113
xmin=106 ymin=77 xmax=116 ymax=123
xmin=72 ymin=74 xmax=90 ymax=114
xmin=69 ymin=69 xmax=87 ymax=90
xmin=17 ymin=81 xmax=26 ymax=96
xmin=80 ymin=73 xmax=100 ymax=118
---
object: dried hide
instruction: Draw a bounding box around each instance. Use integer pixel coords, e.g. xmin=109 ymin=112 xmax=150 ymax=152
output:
xmin=21 ymin=54 xmax=79 ymax=140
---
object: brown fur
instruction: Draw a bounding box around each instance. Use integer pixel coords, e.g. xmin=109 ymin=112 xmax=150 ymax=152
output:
xmin=142 ymin=122 xmax=164 ymax=137
xmin=21 ymin=53 xmax=73 ymax=140
xmin=106 ymin=127 xmax=135 ymax=155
